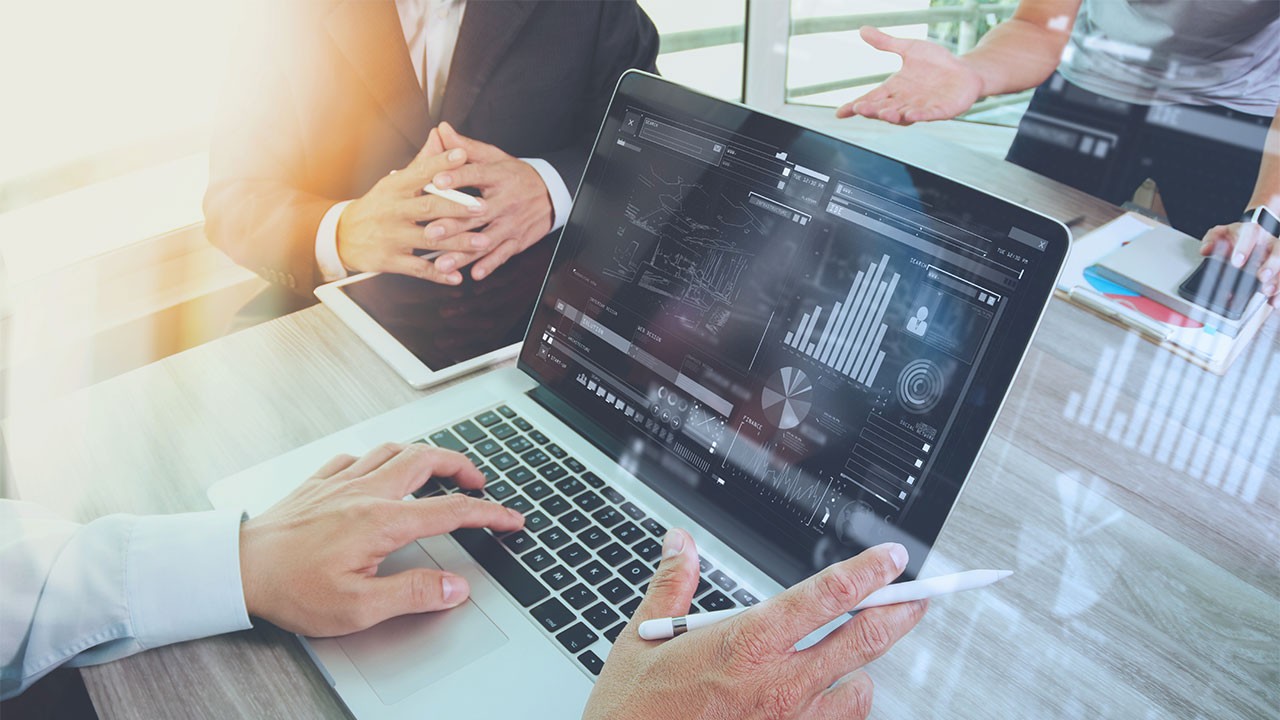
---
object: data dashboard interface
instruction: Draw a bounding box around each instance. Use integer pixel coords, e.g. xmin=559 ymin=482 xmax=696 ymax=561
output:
xmin=520 ymin=73 xmax=1068 ymax=585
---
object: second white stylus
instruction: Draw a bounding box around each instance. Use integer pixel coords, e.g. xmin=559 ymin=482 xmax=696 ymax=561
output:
xmin=637 ymin=568 xmax=1012 ymax=641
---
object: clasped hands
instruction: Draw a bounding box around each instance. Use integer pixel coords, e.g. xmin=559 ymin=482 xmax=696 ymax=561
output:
xmin=336 ymin=122 xmax=554 ymax=285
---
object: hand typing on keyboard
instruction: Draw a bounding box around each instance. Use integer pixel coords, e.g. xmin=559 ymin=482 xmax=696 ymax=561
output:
xmin=238 ymin=443 xmax=525 ymax=637
xmin=583 ymin=531 xmax=926 ymax=720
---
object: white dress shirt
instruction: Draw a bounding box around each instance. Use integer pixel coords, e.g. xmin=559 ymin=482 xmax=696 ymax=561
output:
xmin=0 ymin=500 xmax=251 ymax=698
xmin=315 ymin=0 xmax=572 ymax=282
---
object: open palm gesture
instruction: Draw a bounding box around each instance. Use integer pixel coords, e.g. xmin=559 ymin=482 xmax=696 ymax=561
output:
xmin=837 ymin=26 xmax=984 ymax=125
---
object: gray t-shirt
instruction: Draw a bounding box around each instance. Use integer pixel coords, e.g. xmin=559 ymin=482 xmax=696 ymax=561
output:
xmin=1057 ymin=0 xmax=1280 ymax=115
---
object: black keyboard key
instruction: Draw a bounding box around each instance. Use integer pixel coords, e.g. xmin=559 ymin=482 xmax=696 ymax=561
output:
xmin=546 ymin=443 xmax=568 ymax=459
xmin=487 ymin=480 xmax=517 ymax=501
xmin=541 ymin=565 xmax=576 ymax=591
xmin=577 ymin=560 xmax=611 ymax=585
xmin=579 ymin=649 xmax=604 ymax=676
xmin=524 ymin=480 xmax=553 ymax=501
xmin=709 ymin=570 xmax=737 ymax=592
xmin=451 ymin=527 xmax=548 ymax=606
xmin=524 ymin=510 xmax=551 ymax=533
xmin=612 ymin=521 xmax=643 ymax=545
xmin=577 ymin=526 xmax=610 ymax=549
xmin=619 ymin=560 xmax=653 ymax=585
xmin=505 ymin=436 xmax=533 ymax=454
xmin=600 ymin=578 xmax=633 ymax=605
xmin=502 ymin=495 xmax=534 ymax=514
xmin=564 ymin=457 xmax=586 ymax=474
xmin=557 ymin=542 xmax=591 ymax=567
xmin=539 ymin=495 xmax=572 ymax=516
xmin=582 ymin=471 xmax=605 ymax=488
xmin=513 ymin=416 xmax=532 ymax=430
xmin=556 ymin=623 xmax=598 ymax=654
xmin=603 ymin=622 xmax=626 ymax=644
xmin=412 ymin=477 xmax=445 ymax=498
xmin=601 ymin=487 xmax=625 ymax=505
xmin=429 ymin=430 xmax=466 ymax=452
xmin=620 ymin=502 xmax=645 ymax=520
xmin=574 ymin=491 xmax=605 ymax=513
xmin=506 ymin=466 xmax=536 ymax=485
xmin=733 ymin=589 xmax=759 ymax=606
xmin=461 ymin=488 xmax=484 ymax=499
xmin=538 ymin=463 xmax=568 ymax=482
xmin=522 ymin=548 xmax=556 ymax=572
xmin=560 ymin=510 xmax=591 ymax=533
xmin=465 ymin=452 xmax=483 ymax=467
xmin=584 ymin=602 xmax=621 ymax=630
xmin=554 ymin=476 xmax=585 ymax=497
xmin=695 ymin=577 xmax=711 ymax=596
xmin=477 ymin=466 xmax=499 ymax=483
xmin=497 ymin=405 xmax=516 ymax=418
xmin=490 ymin=452 xmax=518 ymax=471
xmin=619 ymin=597 xmax=643 ymax=618
xmin=540 ymin=527 xmax=572 ymax=550
xmin=528 ymin=430 xmax=550 ymax=444
xmin=521 ymin=449 xmax=550 ymax=467
xmin=641 ymin=518 xmax=666 ymax=536
xmin=490 ymin=423 xmax=516 ymax=440
xmin=562 ymin=583 xmax=598 ymax=610
xmin=476 ymin=411 xmax=502 ymax=427
xmin=501 ymin=531 xmax=536 ymax=555
xmin=633 ymin=538 xmax=662 ymax=562
xmin=699 ymin=590 xmax=734 ymax=612
xmin=474 ymin=439 xmax=502 ymax=457
xmin=699 ymin=557 xmax=713 ymax=573
xmin=598 ymin=542 xmax=633 ymax=567
xmin=592 ymin=506 xmax=623 ymax=528
xmin=531 ymin=598 xmax=574 ymax=632
xmin=453 ymin=420 xmax=486 ymax=443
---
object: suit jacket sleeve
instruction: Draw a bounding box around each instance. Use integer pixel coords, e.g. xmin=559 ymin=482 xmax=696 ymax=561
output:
xmin=540 ymin=1 xmax=659 ymax=196
xmin=203 ymin=6 xmax=332 ymax=294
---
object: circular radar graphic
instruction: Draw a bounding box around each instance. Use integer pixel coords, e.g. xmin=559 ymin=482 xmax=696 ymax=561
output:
xmin=762 ymin=367 xmax=812 ymax=430
xmin=897 ymin=359 xmax=944 ymax=414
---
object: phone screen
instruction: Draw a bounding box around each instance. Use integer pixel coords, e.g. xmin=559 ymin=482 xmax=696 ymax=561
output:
xmin=1177 ymin=256 xmax=1261 ymax=321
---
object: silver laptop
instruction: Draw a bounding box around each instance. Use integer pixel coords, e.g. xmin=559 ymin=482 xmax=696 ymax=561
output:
xmin=208 ymin=71 xmax=1069 ymax=719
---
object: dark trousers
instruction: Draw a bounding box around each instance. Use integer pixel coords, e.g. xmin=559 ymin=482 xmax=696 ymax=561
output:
xmin=1006 ymin=72 xmax=1273 ymax=239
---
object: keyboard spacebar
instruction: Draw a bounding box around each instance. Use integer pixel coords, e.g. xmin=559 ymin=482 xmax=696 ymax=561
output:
xmin=451 ymin=528 xmax=549 ymax=607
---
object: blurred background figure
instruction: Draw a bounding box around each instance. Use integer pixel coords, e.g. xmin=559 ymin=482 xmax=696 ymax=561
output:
xmin=839 ymin=0 xmax=1280 ymax=302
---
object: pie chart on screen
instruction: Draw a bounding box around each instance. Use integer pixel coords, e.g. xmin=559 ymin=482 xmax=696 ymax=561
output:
xmin=762 ymin=367 xmax=812 ymax=430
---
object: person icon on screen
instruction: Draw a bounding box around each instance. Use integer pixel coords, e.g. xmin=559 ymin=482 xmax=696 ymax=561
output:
xmin=907 ymin=306 xmax=929 ymax=337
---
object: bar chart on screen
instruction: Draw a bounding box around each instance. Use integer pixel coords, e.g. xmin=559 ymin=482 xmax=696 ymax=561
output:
xmin=784 ymin=254 xmax=901 ymax=387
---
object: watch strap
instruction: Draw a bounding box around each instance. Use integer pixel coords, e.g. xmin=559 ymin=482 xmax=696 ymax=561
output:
xmin=1241 ymin=206 xmax=1280 ymax=238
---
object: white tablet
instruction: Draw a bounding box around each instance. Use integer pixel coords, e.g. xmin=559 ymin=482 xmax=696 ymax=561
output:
xmin=314 ymin=247 xmax=547 ymax=388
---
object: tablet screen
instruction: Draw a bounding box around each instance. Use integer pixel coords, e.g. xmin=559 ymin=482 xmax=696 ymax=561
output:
xmin=338 ymin=240 xmax=552 ymax=370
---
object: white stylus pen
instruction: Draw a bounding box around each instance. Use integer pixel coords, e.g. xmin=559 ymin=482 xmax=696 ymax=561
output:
xmin=637 ymin=569 xmax=1012 ymax=641
xmin=423 ymin=183 xmax=482 ymax=208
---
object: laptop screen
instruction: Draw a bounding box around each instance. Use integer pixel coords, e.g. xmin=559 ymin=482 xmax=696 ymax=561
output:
xmin=519 ymin=72 xmax=1068 ymax=586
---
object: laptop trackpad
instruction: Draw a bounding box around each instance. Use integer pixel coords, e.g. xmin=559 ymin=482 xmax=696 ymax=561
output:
xmin=335 ymin=543 xmax=508 ymax=705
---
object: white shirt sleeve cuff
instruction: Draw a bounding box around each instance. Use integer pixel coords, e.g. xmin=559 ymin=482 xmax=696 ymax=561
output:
xmin=127 ymin=510 xmax=252 ymax=650
xmin=315 ymin=200 xmax=355 ymax=282
xmin=520 ymin=158 xmax=571 ymax=232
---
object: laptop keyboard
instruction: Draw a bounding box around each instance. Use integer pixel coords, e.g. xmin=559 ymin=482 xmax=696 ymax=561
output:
xmin=412 ymin=404 xmax=759 ymax=678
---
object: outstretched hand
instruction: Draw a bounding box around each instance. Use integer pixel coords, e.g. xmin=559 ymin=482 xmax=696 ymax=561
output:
xmin=836 ymin=26 xmax=985 ymax=126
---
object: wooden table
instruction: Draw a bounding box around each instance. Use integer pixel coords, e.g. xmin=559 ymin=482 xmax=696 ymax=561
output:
xmin=5 ymin=130 xmax=1278 ymax=719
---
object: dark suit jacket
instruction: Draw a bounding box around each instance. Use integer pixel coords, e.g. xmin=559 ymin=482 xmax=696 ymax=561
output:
xmin=204 ymin=0 xmax=659 ymax=294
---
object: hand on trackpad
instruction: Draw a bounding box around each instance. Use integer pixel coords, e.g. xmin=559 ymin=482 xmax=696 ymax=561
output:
xmin=335 ymin=544 xmax=508 ymax=705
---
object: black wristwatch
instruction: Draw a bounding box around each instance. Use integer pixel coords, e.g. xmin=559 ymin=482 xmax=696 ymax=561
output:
xmin=1241 ymin=206 xmax=1280 ymax=238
